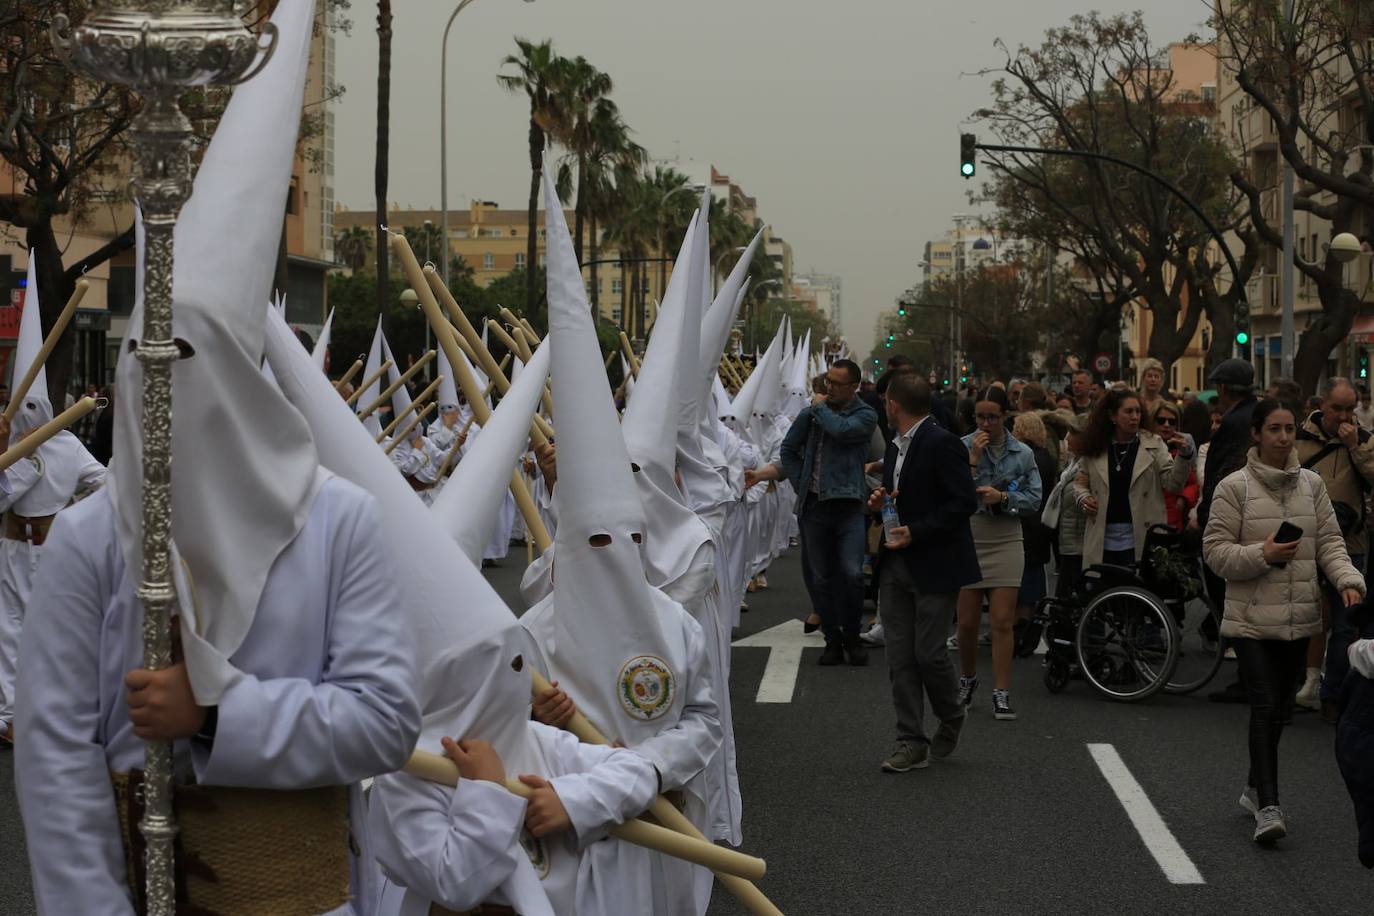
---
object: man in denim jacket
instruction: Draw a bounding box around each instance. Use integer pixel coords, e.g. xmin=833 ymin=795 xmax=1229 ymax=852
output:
xmin=747 ymin=359 xmax=879 ymax=665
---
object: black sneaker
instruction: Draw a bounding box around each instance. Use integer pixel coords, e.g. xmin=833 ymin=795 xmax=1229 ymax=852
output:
xmin=957 ymin=675 xmax=979 ymax=708
xmin=845 ymin=635 xmax=869 ymax=667
xmin=819 ymin=641 xmax=846 ymax=666
xmin=992 ymin=689 xmax=1017 ymax=721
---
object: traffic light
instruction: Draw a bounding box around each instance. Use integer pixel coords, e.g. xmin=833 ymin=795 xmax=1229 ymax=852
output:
xmin=943 ymin=378 xmax=950 ymax=387
xmin=898 ymin=304 xmax=907 ymax=317
xmin=1360 ymin=350 xmax=1370 ymax=381
xmin=1234 ymin=297 xmax=1251 ymax=347
xmin=960 ymin=133 xmax=977 ymax=179
xmin=959 ymin=364 xmax=969 ymax=383
xmin=887 ymin=333 xmax=895 ymax=342
xmin=884 ymin=341 xmax=892 ymax=349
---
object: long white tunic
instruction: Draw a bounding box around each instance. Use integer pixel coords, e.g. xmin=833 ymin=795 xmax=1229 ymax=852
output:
xmin=15 ymin=478 xmax=421 ymax=916
xmin=368 ymin=723 xmax=659 ymax=916
xmin=520 ymin=597 xmax=722 ymax=916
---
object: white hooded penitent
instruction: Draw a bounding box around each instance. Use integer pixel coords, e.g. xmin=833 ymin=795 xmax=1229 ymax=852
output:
xmin=10 ymin=252 xmax=54 ymax=442
xmin=531 ymin=161 xmax=690 ymax=744
xmin=107 ymin=0 xmax=325 ymax=704
xmin=262 ymin=308 xmax=562 ymax=916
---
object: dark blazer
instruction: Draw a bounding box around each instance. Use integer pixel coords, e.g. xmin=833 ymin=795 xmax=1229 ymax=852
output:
xmin=880 ymin=417 xmax=982 ymax=594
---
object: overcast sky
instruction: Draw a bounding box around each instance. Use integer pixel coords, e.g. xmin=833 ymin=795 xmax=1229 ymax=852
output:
xmin=333 ymin=0 xmax=1210 ymax=357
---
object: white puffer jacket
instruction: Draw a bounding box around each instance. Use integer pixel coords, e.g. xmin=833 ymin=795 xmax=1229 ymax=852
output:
xmin=1203 ymin=449 xmax=1365 ymax=641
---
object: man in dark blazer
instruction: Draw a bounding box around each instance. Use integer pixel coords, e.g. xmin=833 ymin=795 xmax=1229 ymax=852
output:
xmin=868 ymin=373 xmax=981 ymax=773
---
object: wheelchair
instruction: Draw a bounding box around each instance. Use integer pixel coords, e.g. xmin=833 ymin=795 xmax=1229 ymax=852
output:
xmin=1034 ymin=526 xmax=1223 ymax=702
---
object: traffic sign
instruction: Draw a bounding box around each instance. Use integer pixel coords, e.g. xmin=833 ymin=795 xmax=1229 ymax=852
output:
xmin=1093 ymin=352 xmax=1114 ymax=374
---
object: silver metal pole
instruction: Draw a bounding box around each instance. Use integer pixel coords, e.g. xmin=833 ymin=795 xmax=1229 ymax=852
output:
xmin=441 ymin=0 xmax=477 ymax=293
xmin=52 ymin=6 xmax=274 ymax=915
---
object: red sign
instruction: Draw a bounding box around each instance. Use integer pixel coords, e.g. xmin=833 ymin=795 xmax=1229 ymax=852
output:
xmin=1093 ymin=352 xmax=1114 ymax=374
xmin=0 ymin=288 xmax=25 ymax=342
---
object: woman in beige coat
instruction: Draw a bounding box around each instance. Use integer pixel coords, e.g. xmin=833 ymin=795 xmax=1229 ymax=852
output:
xmin=1071 ymin=389 xmax=1194 ymax=566
xmin=1203 ymin=398 xmax=1365 ymax=846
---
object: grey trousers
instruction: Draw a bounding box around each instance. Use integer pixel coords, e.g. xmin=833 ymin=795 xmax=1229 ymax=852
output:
xmin=880 ymin=554 xmax=963 ymax=745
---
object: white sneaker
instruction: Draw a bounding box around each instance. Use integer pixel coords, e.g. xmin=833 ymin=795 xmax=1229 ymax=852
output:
xmin=860 ymin=623 xmax=885 ymax=647
xmin=1239 ymin=785 xmax=1258 ymax=817
xmin=1254 ymin=805 xmax=1287 ymax=844
xmin=1295 ymin=669 xmax=1321 ymax=711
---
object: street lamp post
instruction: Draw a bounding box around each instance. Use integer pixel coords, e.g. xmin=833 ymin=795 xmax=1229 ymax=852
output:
xmin=657 ymin=184 xmax=696 ymax=303
xmin=422 ymin=220 xmax=434 ymax=371
xmin=714 ymin=245 xmax=747 ymax=297
xmin=440 ymin=0 xmax=535 ymax=291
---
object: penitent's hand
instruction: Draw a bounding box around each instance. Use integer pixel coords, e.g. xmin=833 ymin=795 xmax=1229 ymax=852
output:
xmin=443 ymin=737 xmax=506 ymax=785
xmin=124 ymin=663 xmax=206 ymax=741
xmin=531 ymin=680 xmax=576 ymax=729
xmin=519 ymin=774 xmax=572 ymax=837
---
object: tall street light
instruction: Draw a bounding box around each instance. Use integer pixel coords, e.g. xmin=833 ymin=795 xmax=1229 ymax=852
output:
xmin=441 ymin=0 xmax=535 ymax=291
xmin=657 ymin=184 xmax=697 ymax=301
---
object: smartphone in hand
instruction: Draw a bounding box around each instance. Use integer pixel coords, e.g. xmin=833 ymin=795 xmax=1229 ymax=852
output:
xmin=1272 ymin=521 xmax=1303 ymax=568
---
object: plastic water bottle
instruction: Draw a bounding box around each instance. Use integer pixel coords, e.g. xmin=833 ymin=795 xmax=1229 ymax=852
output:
xmin=882 ymin=493 xmax=901 ymax=546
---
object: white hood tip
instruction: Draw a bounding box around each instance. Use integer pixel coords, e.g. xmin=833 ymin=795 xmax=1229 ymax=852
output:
xmin=433 ymin=343 xmax=550 ymax=567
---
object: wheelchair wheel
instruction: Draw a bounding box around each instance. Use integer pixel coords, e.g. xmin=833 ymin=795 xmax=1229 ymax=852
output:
xmin=1162 ymin=594 xmax=1224 ymax=695
xmin=1043 ymin=657 xmax=1071 ymax=693
xmin=1075 ymin=585 xmax=1179 ymax=702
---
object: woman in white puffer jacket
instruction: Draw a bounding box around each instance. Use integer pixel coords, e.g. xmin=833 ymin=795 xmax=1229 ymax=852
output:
xmin=1204 ymin=398 xmax=1365 ymax=847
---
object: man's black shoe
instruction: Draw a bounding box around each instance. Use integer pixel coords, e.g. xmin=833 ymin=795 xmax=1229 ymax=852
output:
xmin=819 ymin=641 xmax=846 ymax=666
xmin=1209 ymin=681 xmax=1248 ymax=704
xmin=845 ymin=636 xmax=869 ymax=667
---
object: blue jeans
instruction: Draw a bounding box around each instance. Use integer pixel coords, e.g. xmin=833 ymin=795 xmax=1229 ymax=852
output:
xmin=798 ymin=495 xmax=867 ymax=643
xmin=1322 ymin=553 xmax=1367 ymax=702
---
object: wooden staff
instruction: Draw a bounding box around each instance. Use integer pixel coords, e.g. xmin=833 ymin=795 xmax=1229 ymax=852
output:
xmin=619 ymin=332 xmax=641 ymax=378
xmin=498 ymin=307 xmax=542 ymax=349
xmin=528 ymin=669 xmax=782 ymax=915
xmin=0 ymin=397 xmax=98 ymax=474
xmin=392 ymin=234 xmax=551 ymax=553
xmin=333 ymin=358 xmax=365 ymax=391
xmin=375 ymin=377 xmax=444 ymax=443
xmin=499 ymin=320 xmax=534 ymax=363
xmin=4 ymin=279 xmax=88 ymax=423
xmin=344 ymin=358 xmax=395 ymax=407
xmin=720 ymin=359 xmax=744 ymax=391
xmin=357 ymin=351 xmax=436 ymax=421
xmin=383 ymin=403 xmax=437 ymax=455
xmin=604 ymin=349 xmax=616 ymax=371
xmin=434 ymin=410 xmax=479 ymax=479
xmin=402 ymin=751 xmax=766 ymax=881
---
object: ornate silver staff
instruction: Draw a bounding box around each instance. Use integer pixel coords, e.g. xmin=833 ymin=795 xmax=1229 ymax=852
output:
xmin=51 ymin=4 xmax=275 ymax=913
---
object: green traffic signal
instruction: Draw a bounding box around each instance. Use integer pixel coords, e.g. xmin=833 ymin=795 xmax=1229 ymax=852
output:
xmin=960 ymin=133 xmax=977 ymax=179
xmin=884 ymin=341 xmax=892 ymax=349
xmin=1235 ymin=331 xmax=1250 ymax=345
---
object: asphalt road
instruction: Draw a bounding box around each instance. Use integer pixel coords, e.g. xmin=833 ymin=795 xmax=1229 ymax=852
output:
xmin=1 ymin=546 xmax=1369 ymax=915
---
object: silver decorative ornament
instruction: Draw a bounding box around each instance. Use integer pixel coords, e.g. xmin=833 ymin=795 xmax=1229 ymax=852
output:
xmin=50 ymin=4 xmax=276 ymax=914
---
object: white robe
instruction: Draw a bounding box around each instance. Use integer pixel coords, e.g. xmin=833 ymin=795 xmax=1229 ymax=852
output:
xmin=15 ymin=479 xmax=421 ymax=916
xmin=520 ymin=597 xmax=722 ymax=916
xmin=368 ymin=723 xmax=659 ymax=916
xmin=0 ymin=434 xmax=105 ymax=728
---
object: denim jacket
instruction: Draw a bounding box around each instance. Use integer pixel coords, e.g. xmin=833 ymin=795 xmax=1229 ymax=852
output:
xmin=960 ymin=431 xmax=1042 ymax=517
xmin=779 ymin=398 xmax=878 ymax=510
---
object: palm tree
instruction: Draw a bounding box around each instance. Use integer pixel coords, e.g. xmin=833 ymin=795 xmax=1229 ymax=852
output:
xmin=601 ymin=169 xmax=661 ymax=337
xmin=335 ymin=225 xmax=372 ymax=271
xmin=554 ymin=56 xmax=612 ymax=267
xmin=580 ymin=111 xmax=644 ymax=313
xmin=375 ymin=1 xmax=393 ymax=312
xmin=641 ymin=165 xmax=695 ymax=300
xmin=497 ymin=38 xmax=565 ymax=312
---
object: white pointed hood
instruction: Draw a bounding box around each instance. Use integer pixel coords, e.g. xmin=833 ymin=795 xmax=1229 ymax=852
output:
xmin=432 ymin=342 xmax=549 ymax=567
xmin=619 ymin=215 xmax=713 ymax=590
xmin=674 ymin=189 xmax=733 ymax=513
xmin=11 ymin=251 xmax=53 ymax=441
xmin=539 ymin=160 xmax=687 ymax=743
xmin=310 ymin=307 xmax=333 ymax=372
xmin=108 ymin=0 xmax=324 ymax=704
xmin=380 ymin=335 xmax=414 ymax=428
xmin=726 ymin=324 xmax=781 ymax=434
xmin=358 ymin=317 xmax=386 ymax=435
xmin=435 ymin=344 xmax=460 ymax=411
xmin=696 ymin=230 xmax=761 ymax=421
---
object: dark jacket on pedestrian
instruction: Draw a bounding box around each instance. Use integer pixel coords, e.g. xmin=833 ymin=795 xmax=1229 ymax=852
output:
xmin=1336 ymin=654 xmax=1374 ymax=868
xmin=879 ymin=418 xmax=981 ymax=594
xmin=780 ymin=397 xmax=878 ymax=510
xmin=91 ymin=403 xmax=114 ymax=466
xmin=1198 ymin=392 xmax=1258 ymax=529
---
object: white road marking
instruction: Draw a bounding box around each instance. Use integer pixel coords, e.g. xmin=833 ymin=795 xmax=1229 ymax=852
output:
xmin=1088 ymin=743 xmax=1205 ymax=885
xmin=731 ymin=619 xmax=825 ymax=703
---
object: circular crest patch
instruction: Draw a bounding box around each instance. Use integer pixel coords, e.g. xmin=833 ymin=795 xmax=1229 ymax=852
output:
xmin=617 ymin=655 xmax=675 ymax=721
xmin=520 ymin=830 xmax=550 ymax=879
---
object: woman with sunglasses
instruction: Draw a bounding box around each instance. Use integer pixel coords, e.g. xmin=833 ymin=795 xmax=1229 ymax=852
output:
xmin=958 ymin=387 xmax=1042 ymax=721
xmin=1072 ymin=389 xmax=1194 ymax=568
xmin=1151 ymin=401 xmax=1200 ymax=531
